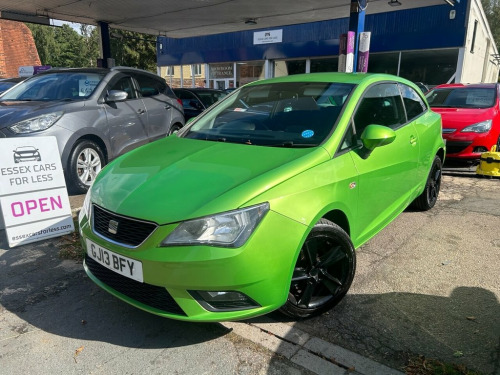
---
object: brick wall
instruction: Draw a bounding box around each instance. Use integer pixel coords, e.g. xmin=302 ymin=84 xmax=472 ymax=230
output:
xmin=0 ymin=20 xmax=41 ymax=78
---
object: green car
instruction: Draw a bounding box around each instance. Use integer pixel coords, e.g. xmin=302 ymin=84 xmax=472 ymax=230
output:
xmin=78 ymin=73 xmax=444 ymax=322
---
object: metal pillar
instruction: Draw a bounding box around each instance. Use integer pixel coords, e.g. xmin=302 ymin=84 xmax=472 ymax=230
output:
xmin=97 ymin=22 xmax=112 ymax=68
xmin=348 ymin=0 xmax=367 ymax=72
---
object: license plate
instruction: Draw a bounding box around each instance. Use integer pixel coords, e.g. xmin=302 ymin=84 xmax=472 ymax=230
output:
xmin=86 ymin=239 xmax=144 ymax=283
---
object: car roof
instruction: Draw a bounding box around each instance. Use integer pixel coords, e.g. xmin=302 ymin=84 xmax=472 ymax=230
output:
xmin=173 ymin=88 xmax=225 ymax=92
xmin=432 ymin=83 xmax=498 ymax=89
xmin=246 ymin=72 xmax=416 ymax=87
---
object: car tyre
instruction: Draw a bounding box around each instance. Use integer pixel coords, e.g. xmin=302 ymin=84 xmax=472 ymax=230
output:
xmin=68 ymin=140 xmax=105 ymax=194
xmin=279 ymin=219 xmax=356 ymax=319
xmin=412 ymin=155 xmax=442 ymax=211
xmin=168 ymin=123 xmax=183 ymax=135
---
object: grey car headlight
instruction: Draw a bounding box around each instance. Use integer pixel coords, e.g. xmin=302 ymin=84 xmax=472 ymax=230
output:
xmin=461 ymin=120 xmax=492 ymax=133
xmin=162 ymin=203 xmax=269 ymax=248
xmin=9 ymin=111 xmax=63 ymax=134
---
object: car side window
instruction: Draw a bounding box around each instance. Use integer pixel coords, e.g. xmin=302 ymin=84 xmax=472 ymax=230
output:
xmin=353 ymin=83 xmax=406 ymax=137
xmin=399 ymin=83 xmax=427 ymax=121
xmin=132 ymin=73 xmax=167 ymax=98
xmin=110 ymin=77 xmax=136 ymax=99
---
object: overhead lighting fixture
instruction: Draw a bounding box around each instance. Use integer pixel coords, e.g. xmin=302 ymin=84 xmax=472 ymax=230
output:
xmin=388 ymin=0 xmax=402 ymax=6
xmin=245 ymin=19 xmax=257 ymax=25
xmin=444 ymin=0 xmax=459 ymax=5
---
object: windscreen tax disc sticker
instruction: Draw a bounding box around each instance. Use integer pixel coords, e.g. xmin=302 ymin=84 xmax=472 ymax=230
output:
xmin=301 ymin=130 xmax=314 ymax=138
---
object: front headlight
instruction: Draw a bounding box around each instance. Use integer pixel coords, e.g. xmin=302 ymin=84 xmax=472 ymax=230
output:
xmin=9 ymin=111 xmax=63 ymax=134
xmin=461 ymin=120 xmax=492 ymax=133
xmin=162 ymin=203 xmax=269 ymax=248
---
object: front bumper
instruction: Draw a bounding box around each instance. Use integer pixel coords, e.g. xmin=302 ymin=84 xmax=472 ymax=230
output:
xmin=79 ymin=207 xmax=308 ymax=322
xmin=443 ymin=132 xmax=494 ymax=160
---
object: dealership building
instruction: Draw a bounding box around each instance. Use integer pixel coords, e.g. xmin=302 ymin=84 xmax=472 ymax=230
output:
xmin=157 ymin=0 xmax=499 ymax=90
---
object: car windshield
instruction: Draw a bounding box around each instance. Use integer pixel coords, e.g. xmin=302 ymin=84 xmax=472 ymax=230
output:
xmin=180 ymin=81 xmax=354 ymax=147
xmin=0 ymin=71 xmax=106 ymax=101
xmin=426 ymin=87 xmax=496 ymax=109
xmin=195 ymin=90 xmax=227 ymax=107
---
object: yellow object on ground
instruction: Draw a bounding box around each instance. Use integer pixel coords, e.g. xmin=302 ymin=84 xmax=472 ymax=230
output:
xmin=476 ymin=145 xmax=500 ymax=177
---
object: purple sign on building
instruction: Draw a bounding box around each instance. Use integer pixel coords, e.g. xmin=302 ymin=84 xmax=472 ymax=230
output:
xmin=357 ymin=32 xmax=371 ymax=73
xmin=338 ymin=31 xmax=355 ymax=73
xmin=33 ymin=65 xmax=52 ymax=74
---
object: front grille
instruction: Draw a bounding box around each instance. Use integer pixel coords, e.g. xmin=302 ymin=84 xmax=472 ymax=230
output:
xmin=92 ymin=205 xmax=157 ymax=247
xmin=442 ymin=128 xmax=456 ymax=134
xmin=446 ymin=141 xmax=472 ymax=154
xmin=85 ymin=255 xmax=186 ymax=316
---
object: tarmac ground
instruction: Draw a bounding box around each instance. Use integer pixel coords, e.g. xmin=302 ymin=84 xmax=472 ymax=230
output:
xmin=0 ymin=169 xmax=498 ymax=375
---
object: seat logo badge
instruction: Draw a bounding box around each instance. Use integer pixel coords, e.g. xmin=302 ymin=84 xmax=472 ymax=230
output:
xmin=108 ymin=220 xmax=119 ymax=235
xmin=349 ymin=182 xmax=356 ymax=189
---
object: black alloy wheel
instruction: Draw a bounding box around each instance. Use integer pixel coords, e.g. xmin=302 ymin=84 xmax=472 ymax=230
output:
xmin=279 ymin=219 xmax=356 ymax=319
xmin=412 ymin=155 xmax=442 ymax=211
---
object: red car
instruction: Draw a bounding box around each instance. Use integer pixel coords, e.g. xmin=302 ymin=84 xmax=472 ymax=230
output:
xmin=426 ymin=83 xmax=500 ymax=162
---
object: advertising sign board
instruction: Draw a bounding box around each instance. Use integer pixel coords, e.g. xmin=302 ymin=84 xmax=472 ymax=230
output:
xmin=0 ymin=137 xmax=74 ymax=247
xmin=253 ymin=30 xmax=283 ymax=45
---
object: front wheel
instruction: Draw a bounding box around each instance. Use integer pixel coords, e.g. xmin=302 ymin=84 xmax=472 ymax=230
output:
xmin=67 ymin=140 xmax=105 ymax=194
xmin=279 ymin=219 xmax=356 ymax=319
xmin=411 ymin=155 xmax=442 ymax=211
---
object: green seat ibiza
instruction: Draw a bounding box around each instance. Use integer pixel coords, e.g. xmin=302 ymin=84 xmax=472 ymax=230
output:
xmin=78 ymin=73 xmax=445 ymax=322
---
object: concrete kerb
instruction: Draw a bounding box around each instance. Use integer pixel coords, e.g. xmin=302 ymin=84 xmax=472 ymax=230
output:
xmin=222 ymin=317 xmax=404 ymax=375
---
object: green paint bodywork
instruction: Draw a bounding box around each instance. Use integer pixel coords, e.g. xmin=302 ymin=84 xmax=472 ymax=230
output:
xmin=79 ymin=73 xmax=445 ymax=322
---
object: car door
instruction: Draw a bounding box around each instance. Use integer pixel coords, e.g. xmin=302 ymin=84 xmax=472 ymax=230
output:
xmin=348 ymin=82 xmax=420 ymax=245
xmin=131 ymin=73 xmax=173 ymax=141
xmin=103 ymin=74 xmax=149 ymax=158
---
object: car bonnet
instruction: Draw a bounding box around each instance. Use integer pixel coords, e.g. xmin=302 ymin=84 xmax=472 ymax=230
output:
xmin=91 ymin=136 xmax=330 ymax=225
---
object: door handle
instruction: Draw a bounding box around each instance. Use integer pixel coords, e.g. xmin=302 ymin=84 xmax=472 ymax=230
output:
xmin=410 ymin=135 xmax=417 ymax=146
xmin=137 ymin=108 xmax=145 ymax=115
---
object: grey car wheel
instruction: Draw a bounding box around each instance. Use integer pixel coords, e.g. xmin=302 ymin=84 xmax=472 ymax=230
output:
xmin=68 ymin=140 xmax=105 ymax=194
xmin=168 ymin=123 xmax=183 ymax=135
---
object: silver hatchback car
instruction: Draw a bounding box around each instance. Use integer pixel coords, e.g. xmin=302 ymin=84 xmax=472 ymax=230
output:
xmin=0 ymin=67 xmax=185 ymax=194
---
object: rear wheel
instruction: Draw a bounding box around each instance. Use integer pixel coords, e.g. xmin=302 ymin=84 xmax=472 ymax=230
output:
xmin=168 ymin=123 xmax=183 ymax=135
xmin=412 ymin=155 xmax=442 ymax=211
xmin=279 ymin=219 xmax=356 ymax=319
xmin=68 ymin=140 xmax=105 ymax=194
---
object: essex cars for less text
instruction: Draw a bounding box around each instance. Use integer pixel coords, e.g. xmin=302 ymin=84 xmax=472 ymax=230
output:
xmin=0 ymin=67 xmax=185 ymax=194
xmin=78 ymin=73 xmax=445 ymax=322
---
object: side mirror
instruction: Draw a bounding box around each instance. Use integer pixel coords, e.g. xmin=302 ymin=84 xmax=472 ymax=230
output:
xmin=359 ymin=124 xmax=396 ymax=159
xmin=106 ymin=90 xmax=128 ymax=102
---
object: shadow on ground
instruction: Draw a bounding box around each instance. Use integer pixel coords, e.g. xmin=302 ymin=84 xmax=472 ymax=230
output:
xmin=261 ymin=286 xmax=500 ymax=375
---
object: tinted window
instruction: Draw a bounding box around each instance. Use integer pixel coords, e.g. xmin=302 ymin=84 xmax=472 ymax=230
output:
xmin=110 ymin=77 xmax=137 ymax=99
xmin=176 ymin=90 xmax=200 ymax=109
xmin=353 ymin=83 xmax=406 ymax=135
xmin=399 ymin=83 xmax=426 ymax=120
xmin=132 ymin=73 xmax=167 ymax=97
xmin=426 ymin=87 xmax=496 ymax=108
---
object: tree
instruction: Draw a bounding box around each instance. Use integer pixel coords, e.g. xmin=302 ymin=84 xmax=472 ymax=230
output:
xmin=110 ymin=29 xmax=157 ymax=72
xmin=481 ymin=0 xmax=500 ymax=51
xmin=27 ymin=23 xmax=158 ymax=71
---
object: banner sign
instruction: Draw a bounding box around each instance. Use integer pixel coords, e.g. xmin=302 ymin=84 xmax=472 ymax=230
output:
xmin=253 ymin=30 xmax=283 ymax=45
xmin=18 ymin=65 xmax=51 ymax=77
xmin=357 ymin=32 xmax=371 ymax=73
xmin=338 ymin=32 xmax=355 ymax=73
xmin=0 ymin=137 xmax=74 ymax=247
